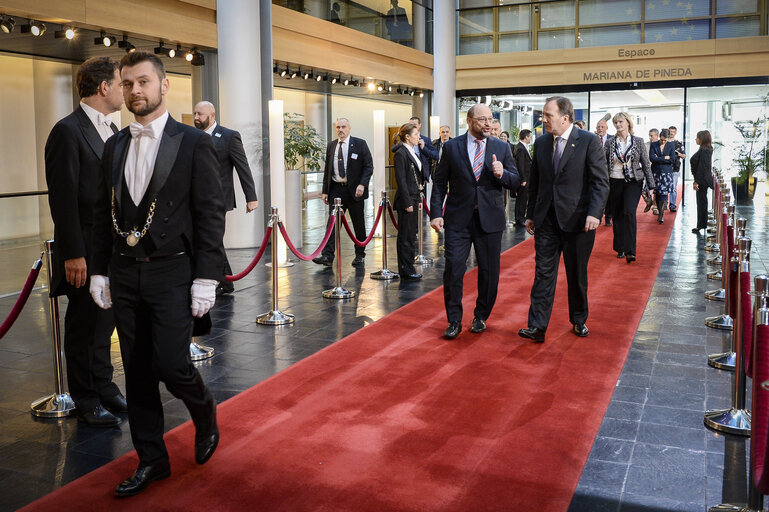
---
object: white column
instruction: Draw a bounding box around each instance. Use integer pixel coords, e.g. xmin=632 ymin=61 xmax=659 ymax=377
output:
xmin=433 ymin=1 xmax=456 ymax=135
xmin=429 ymin=116 xmax=440 ymax=140
xmin=372 ymin=110 xmax=386 ymax=236
xmin=217 ymin=0 xmax=263 ymax=248
xmin=269 ymin=100 xmax=288 ymax=264
xmin=412 ymin=2 xmax=425 ymax=52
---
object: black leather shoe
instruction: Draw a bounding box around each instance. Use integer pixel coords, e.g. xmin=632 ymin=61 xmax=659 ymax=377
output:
xmin=194 ymin=402 xmax=219 ymax=465
xmin=669 ymin=205 xmax=677 ymax=212
xmin=77 ymin=404 xmax=121 ymax=427
xmin=518 ymin=327 xmax=545 ymax=343
xmin=470 ymin=317 xmax=486 ymax=333
xmin=401 ymin=273 xmax=422 ymax=281
xmin=444 ymin=321 xmax=461 ymax=339
xmin=626 ymin=254 xmax=636 ymax=264
xmin=616 ymin=252 xmax=625 ymax=259
xmin=115 ymin=461 xmax=171 ymax=498
xmin=692 ymin=228 xmax=701 ymax=234
xmin=312 ymin=255 xmax=333 ymax=266
xmin=101 ymin=392 xmax=128 ymax=414
xmin=573 ymin=323 xmax=589 ymax=337
xmin=351 ymin=256 xmax=365 ymax=267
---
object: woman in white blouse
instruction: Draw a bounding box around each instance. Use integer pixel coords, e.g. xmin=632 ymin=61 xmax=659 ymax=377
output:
xmin=604 ymin=112 xmax=655 ymax=264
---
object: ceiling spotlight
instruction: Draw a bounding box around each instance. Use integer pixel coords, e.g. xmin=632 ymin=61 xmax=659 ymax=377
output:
xmin=302 ymin=70 xmax=311 ymax=80
xmin=279 ymin=66 xmax=287 ymax=77
xmin=21 ymin=20 xmax=46 ymax=36
xmin=409 ymin=89 xmax=415 ymax=96
xmin=289 ymin=69 xmax=297 ymax=79
xmin=316 ymin=73 xmax=323 ymax=82
xmin=388 ymin=84 xmax=393 ymax=92
xmin=367 ymin=82 xmax=375 ymax=91
xmin=377 ymin=83 xmax=383 ymax=91
xmin=55 ymin=27 xmax=76 ymax=39
xmin=95 ymin=32 xmax=116 ymax=47
xmin=418 ymin=91 xmax=424 ymax=98
xmin=343 ymin=78 xmax=350 ymax=86
xmin=154 ymin=42 xmax=173 ymax=57
xmin=118 ymin=36 xmax=135 ymax=53
xmin=396 ymin=87 xmax=403 ymax=94
xmin=0 ymin=16 xmax=15 ymax=34
xmin=190 ymin=50 xmax=205 ymax=66
xmin=351 ymin=80 xmax=360 ymax=87
xmin=186 ymin=50 xmax=195 ymax=62
xmin=330 ymin=76 xmax=338 ymax=84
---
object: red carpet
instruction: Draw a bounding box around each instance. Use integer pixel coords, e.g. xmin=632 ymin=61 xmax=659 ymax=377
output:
xmin=21 ymin=204 xmax=676 ymax=512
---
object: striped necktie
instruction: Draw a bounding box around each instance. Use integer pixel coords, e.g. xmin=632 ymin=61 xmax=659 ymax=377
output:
xmin=472 ymin=138 xmax=484 ymax=181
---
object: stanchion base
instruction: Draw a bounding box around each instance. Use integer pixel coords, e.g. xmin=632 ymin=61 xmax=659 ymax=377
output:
xmin=707 ymin=270 xmax=722 ymax=280
xmin=30 ymin=393 xmax=76 ymax=418
xmin=370 ymin=269 xmax=399 ymax=281
xmin=256 ymin=310 xmax=295 ymax=325
xmin=190 ymin=342 xmax=215 ymax=361
xmin=322 ymin=287 xmax=356 ymax=299
xmin=414 ymin=255 xmax=433 ymax=265
xmin=708 ymin=255 xmax=722 ymax=266
xmin=707 ymin=504 xmax=748 ymax=511
xmin=707 ymin=350 xmax=736 ymax=370
xmin=705 ymin=288 xmax=726 ymax=301
xmin=705 ymin=314 xmax=733 ymax=330
xmin=704 ymin=407 xmax=751 ymax=436
xmin=705 ymin=242 xmax=720 ymax=252
xmin=265 ymin=261 xmax=295 ymax=268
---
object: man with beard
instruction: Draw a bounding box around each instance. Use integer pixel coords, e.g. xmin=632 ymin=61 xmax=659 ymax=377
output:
xmin=44 ymin=56 xmax=127 ymax=427
xmin=193 ymin=100 xmax=258 ymax=295
xmin=90 ymin=51 xmax=225 ymax=497
xmin=430 ymin=103 xmax=519 ymax=339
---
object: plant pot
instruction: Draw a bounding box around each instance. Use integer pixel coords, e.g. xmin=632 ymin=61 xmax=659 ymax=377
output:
xmin=731 ymin=176 xmax=757 ymax=202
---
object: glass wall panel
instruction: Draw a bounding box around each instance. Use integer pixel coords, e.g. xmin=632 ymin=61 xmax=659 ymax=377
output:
xmin=499 ymin=33 xmax=531 ymax=52
xmin=644 ymin=0 xmax=711 ymax=20
xmin=538 ymin=29 xmax=575 ymax=49
xmin=459 ymin=35 xmax=494 ymax=55
xmin=459 ymin=0 xmax=494 ymax=7
xmin=716 ymin=16 xmax=761 ymax=38
xmin=579 ymin=25 xmax=641 ymax=48
xmin=458 ymin=8 xmax=494 ymax=35
xmin=645 ymin=20 xmax=710 ymax=42
xmin=540 ymin=1 xmax=576 ymax=29
xmin=717 ymin=0 xmax=759 ymax=15
xmin=579 ymin=0 xmax=642 ymax=24
xmin=499 ymin=5 xmax=530 ymax=32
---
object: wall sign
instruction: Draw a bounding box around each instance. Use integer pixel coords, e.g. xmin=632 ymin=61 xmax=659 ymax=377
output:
xmin=583 ymin=67 xmax=693 ymax=82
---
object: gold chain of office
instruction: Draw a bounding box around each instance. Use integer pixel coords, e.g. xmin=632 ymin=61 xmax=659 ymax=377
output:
xmin=111 ymin=188 xmax=157 ymax=247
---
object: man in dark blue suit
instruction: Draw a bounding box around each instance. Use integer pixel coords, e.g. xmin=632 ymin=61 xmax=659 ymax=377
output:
xmin=430 ymin=104 xmax=520 ymax=339
xmin=519 ymin=96 xmax=609 ymax=343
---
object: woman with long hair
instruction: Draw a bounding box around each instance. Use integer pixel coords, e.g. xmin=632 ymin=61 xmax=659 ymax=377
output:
xmin=690 ymin=130 xmax=714 ymax=234
xmin=605 ymin=112 xmax=655 ymax=263
xmin=649 ymin=127 xmax=676 ymax=223
xmin=392 ymin=122 xmax=424 ymax=280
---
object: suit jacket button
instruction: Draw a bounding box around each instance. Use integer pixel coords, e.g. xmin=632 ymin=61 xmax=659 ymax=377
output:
xmin=167 ymin=201 xmax=173 ymax=207
xmin=163 ymin=217 xmax=169 ymax=223
xmin=160 ymin=233 xmax=166 ymax=239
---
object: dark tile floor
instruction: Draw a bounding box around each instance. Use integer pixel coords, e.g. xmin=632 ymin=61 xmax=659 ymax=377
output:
xmin=0 ymin=184 xmax=766 ymax=511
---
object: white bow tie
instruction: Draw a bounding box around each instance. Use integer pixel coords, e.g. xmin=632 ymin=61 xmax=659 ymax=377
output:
xmin=129 ymin=122 xmax=157 ymax=139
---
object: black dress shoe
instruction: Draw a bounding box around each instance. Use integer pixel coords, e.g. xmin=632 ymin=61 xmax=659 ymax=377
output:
xmin=669 ymin=205 xmax=677 ymax=212
xmin=77 ymin=404 xmax=121 ymax=427
xmin=115 ymin=461 xmax=171 ymax=498
xmin=616 ymin=252 xmax=625 ymax=259
xmin=573 ymin=323 xmax=589 ymax=337
xmin=312 ymin=255 xmax=333 ymax=266
xmin=626 ymin=254 xmax=636 ymax=264
xmin=444 ymin=321 xmax=461 ymax=339
xmin=101 ymin=392 xmax=128 ymax=414
xmin=518 ymin=327 xmax=545 ymax=343
xmin=692 ymin=228 xmax=701 ymax=234
xmin=195 ymin=402 xmax=219 ymax=465
xmin=401 ymin=273 xmax=422 ymax=281
xmin=470 ymin=317 xmax=486 ymax=333
xmin=351 ymin=256 xmax=365 ymax=267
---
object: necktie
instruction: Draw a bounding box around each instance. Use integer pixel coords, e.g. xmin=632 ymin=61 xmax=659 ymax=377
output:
xmin=472 ymin=139 xmax=484 ymax=181
xmin=337 ymin=141 xmax=346 ymax=179
xmin=553 ymin=136 xmax=563 ymax=174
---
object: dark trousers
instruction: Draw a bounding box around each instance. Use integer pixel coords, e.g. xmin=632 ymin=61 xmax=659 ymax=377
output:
xmin=322 ymin=181 xmax=366 ymax=259
xmin=64 ymin=285 xmax=119 ymax=410
xmin=696 ymin=185 xmax=710 ymax=229
xmin=220 ymin=245 xmax=234 ymax=292
xmin=110 ymin=254 xmax=214 ymax=466
xmin=528 ymin=207 xmax=595 ymax=330
xmin=514 ymin=185 xmax=528 ymax=224
xmin=604 ymin=181 xmax=613 ymax=221
xmin=443 ymin=210 xmax=502 ymax=323
xmin=610 ymin=178 xmax=642 ymax=255
xmin=396 ymin=206 xmax=417 ymax=276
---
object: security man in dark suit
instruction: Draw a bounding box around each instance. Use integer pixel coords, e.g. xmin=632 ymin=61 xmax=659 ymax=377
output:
xmin=192 ymin=100 xmax=258 ymax=295
xmin=519 ymin=96 xmax=609 ymax=343
xmin=430 ymin=104 xmax=520 ymax=339
xmin=431 ymin=124 xmax=452 ymax=176
xmin=313 ymin=118 xmax=374 ymax=267
xmin=513 ymin=129 xmax=533 ymax=226
xmin=44 ymin=56 xmax=127 ymax=427
xmin=90 ymin=51 xmax=225 ymax=497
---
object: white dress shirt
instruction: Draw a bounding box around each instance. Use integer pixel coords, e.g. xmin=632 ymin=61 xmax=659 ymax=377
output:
xmin=125 ymin=110 xmax=169 ymax=205
xmin=610 ymin=134 xmax=631 ymax=179
xmin=405 ymin=143 xmax=422 ymax=171
xmin=204 ymin=121 xmax=217 ymax=136
xmin=466 ymin=131 xmax=487 ymax=168
xmin=332 ymin=138 xmax=349 ymax=183
xmin=554 ymin=123 xmax=574 ymax=152
xmin=80 ymin=101 xmax=114 ymax=142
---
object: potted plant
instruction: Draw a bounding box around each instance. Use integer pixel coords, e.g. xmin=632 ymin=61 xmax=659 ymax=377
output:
xmin=283 ymin=112 xmax=324 ymax=172
xmin=730 ymin=117 xmax=766 ymax=202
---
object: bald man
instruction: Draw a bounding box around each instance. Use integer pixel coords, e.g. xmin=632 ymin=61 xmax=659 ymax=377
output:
xmin=193 ymin=101 xmax=258 ymax=295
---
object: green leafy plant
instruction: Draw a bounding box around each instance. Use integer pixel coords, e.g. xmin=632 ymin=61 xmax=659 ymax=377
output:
xmin=283 ymin=112 xmax=324 ymax=172
xmin=732 ymin=117 xmax=766 ymax=185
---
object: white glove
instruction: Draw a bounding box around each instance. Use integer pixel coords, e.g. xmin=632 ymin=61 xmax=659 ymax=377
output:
xmin=190 ymin=278 xmax=217 ymax=318
xmin=89 ymin=275 xmax=112 ymax=309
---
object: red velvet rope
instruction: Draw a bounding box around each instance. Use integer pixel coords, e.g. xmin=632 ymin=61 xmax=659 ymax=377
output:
xmin=279 ymin=213 xmax=336 ymax=261
xmin=742 ymin=271 xmax=754 ymax=377
xmin=225 ymin=226 xmax=273 ymax=282
xmin=422 ymin=197 xmax=430 ymax=217
xmin=340 ymin=204 xmax=383 ymax=248
xmin=387 ymin=203 xmax=399 ymax=230
xmin=728 ymin=227 xmax=736 ymax=319
xmin=0 ymin=259 xmax=42 ymax=340
xmin=752 ymin=324 xmax=769 ymax=493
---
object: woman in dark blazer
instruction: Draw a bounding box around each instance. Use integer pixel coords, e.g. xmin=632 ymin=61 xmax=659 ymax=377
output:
xmin=649 ymin=127 xmax=676 ymax=223
xmin=604 ymin=112 xmax=655 ymax=263
xmin=393 ymin=122 xmax=424 ymax=280
xmin=690 ymin=130 xmax=714 ymax=233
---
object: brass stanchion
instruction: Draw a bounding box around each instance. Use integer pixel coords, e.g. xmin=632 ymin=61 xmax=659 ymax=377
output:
xmin=30 ymin=240 xmax=76 ymax=418
xmin=705 ymin=236 xmax=752 ymax=435
xmin=706 ymin=172 xmax=721 ymax=235
xmin=414 ymin=199 xmax=433 ymax=265
xmin=706 ymin=201 xmax=734 ymax=305
xmin=505 ymin=194 xmax=514 ymax=227
xmin=371 ymin=192 xmax=399 ymax=281
xmin=190 ymin=342 xmax=214 ymax=361
xmin=257 ymin=208 xmax=295 ymax=325
xmin=706 ymin=188 xmax=729 ymax=252
xmin=707 ymin=179 xmax=726 ymax=266
xmin=708 ymin=239 xmax=740 ymax=369
xmin=323 ymin=198 xmax=355 ymax=299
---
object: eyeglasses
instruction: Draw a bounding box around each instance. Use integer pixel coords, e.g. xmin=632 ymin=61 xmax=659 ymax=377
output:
xmin=469 ymin=117 xmax=493 ymax=124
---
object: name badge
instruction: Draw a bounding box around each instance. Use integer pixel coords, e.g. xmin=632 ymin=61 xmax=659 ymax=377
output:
xmin=351 ymin=153 xmax=358 ymax=160
xmin=214 ymin=133 xmax=222 ymax=138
